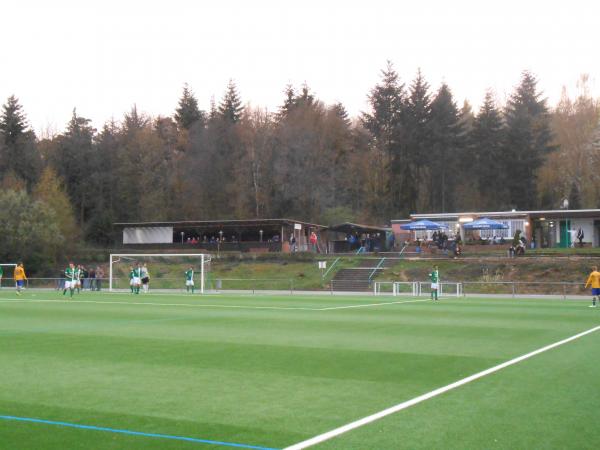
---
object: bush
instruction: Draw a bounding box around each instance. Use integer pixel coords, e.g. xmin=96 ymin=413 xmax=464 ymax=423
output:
xmin=0 ymin=190 xmax=65 ymax=274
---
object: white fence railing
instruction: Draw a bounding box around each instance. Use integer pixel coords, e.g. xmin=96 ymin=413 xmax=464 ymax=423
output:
xmin=417 ymin=281 xmax=463 ymax=297
xmin=1 ymin=278 xmax=589 ymax=299
xmin=373 ymin=281 xmax=419 ymax=296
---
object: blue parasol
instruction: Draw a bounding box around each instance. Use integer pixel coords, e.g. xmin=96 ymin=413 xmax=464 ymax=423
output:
xmin=463 ymin=217 xmax=508 ymax=230
xmin=400 ymin=219 xmax=448 ymax=231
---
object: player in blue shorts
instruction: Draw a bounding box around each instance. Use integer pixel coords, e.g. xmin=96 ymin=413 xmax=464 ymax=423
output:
xmin=585 ymin=266 xmax=600 ymax=307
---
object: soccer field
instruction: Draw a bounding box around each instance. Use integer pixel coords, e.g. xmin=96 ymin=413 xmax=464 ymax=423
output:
xmin=0 ymin=290 xmax=599 ymax=450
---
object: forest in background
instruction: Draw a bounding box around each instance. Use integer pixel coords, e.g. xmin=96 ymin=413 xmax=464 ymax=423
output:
xmin=0 ymin=63 xmax=599 ymax=268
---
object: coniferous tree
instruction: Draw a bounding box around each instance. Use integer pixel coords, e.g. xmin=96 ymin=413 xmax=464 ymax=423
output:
xmin=272 ymin=84 xmax=337 ymax=220
xmin=469 ymin=91 xmax=507 ymax=209
xmin=362 ymin=61 xmax=404 ymax=218
xmin=0 ymin=95 xmax=27 ymax=145
xmin=428 ymin=83 xmax=464 ymax=212
xmin=218 ymin=80 xmax=244 ymax=124
xmin=504 ymin=71 xmax=554 ymax=209
xmin=87 ymin=121 xmax=119 ymax=243
xmin=325 ymin=102 xmax=354 ymax=212
xmin=174 ymin=84 xmax=205 ymax=130
xmin=277 ymin=84 xmax=297 ymax=120
xmin=402 ymin=69 xmax=432 ymax=213
xmin=0 ymin=95 xmax=41 ymax=188
xmin=50 ymin=109 xmax=96 ymax=224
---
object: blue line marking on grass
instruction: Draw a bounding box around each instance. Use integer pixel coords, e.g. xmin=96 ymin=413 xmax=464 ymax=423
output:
xmin=0 ymin=415 xmax=280 ymax=450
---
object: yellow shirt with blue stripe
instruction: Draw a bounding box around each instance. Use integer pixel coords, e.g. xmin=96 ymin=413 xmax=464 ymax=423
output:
xmin=585 ymin=271 xmax=600 ymax=289
xmin=14 ymin=266 xmax=27 ymax=281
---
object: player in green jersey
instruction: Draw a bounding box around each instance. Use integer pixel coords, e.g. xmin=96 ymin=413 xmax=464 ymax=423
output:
xmin=131 ymin=263 xmax=141 ymax=294
xmin=429 ymin=265 xmax=439 ymax=301
xmin=63 ymin=262 xmax=77 ymax=298
xmin=185 ymin=267 xmax=194 ymax=293
xmin=0 ymin=265 xmax=3 ymax=288
xmin=128 ymin=266 xmax=135 ymax=293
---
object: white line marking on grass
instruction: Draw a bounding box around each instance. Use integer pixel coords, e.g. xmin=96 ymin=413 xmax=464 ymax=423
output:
xmin=0 ymin=298 xmax=321 ymax=311
xmin=319 ymin=299 xmax=429 ymax=310
xmin=284 ymin=324 xmax=600 ymax=450
xmin=0 ymin=297 xmax=428 ymax=312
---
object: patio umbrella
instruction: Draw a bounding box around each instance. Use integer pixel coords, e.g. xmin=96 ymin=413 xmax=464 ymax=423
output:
xmin=462 ymin=217 xmax=508 ymax=230
xmin=400 ymin=219 xmax=448 ymax=231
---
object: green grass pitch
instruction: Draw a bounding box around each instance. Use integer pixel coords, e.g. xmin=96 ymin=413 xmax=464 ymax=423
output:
xmin=0 ymin=290 xmax=599 ymax=449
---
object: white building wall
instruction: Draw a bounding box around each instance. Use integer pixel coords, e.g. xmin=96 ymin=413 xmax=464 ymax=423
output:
xmin=123 ymin=227 xmax=173 ymax=244
xmin=570 ymin=219 xmax=594 ymax=244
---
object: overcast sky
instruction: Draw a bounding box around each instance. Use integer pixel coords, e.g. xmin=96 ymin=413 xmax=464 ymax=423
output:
xmin=1 ymin=0 xmax=598 ymax=134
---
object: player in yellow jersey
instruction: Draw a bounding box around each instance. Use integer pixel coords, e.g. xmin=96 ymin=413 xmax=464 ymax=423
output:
xmin=14 ymin=263 xmax=27 ymax=295
xmin=584 ymin=266 xmax=600 ymax=308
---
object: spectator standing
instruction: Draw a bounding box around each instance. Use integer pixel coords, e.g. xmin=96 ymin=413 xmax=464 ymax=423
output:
xmin=81 ymin=266 xmax=90 ymax=290
xmin=88 ymin=267 xmax=96 ymax=291
xmin=310 ymin=231 xmax=318 ymax=252
xmin=95 ymin=266 xmax=104 ymax=291
xmin=57 ymin=268 xmax=65 ymax=290
xmin=577 ymin=228 xmax=585 ymax=247
xmin=290 ymin=233 xmax=297 ymax=252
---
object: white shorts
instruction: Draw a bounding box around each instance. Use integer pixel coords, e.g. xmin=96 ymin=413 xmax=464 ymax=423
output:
xmin=132 ymin=277 xmax=141 ymax=285
xmin=65 ymin=280 xmax=76 ymax=289
xmin=186 ymin=280 xmax=194 ymax=286
xmin=431 ymin=283 xmax=438 ymax=290
xmin=75 ymin=280 xmax=81 ymax=287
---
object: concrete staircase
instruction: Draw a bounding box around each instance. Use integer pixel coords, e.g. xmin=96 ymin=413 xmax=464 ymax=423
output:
xmin=330 ymin=258 xmax=395 ymax=291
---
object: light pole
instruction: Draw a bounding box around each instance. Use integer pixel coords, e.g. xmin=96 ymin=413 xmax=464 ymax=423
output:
xmin=218 ymin=230 xmax=223 ymax=257
xmin=180 ymin=231 xmax=184 ymax=244
xmin=259 ymin=229 xmax=263 ymax=243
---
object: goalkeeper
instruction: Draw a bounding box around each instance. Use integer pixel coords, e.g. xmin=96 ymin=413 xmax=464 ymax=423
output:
xmin=429 ymin=265 xmax=440 ymax=301
xmin=185 ymin=266 xmax=195 ymax=293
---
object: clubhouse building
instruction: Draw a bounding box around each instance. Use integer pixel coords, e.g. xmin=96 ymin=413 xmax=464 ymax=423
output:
xmin=392 ymin=209 xmax=600 ymax=248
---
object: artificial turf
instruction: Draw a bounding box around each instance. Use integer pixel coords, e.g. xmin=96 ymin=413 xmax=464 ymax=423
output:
xmin=0 ymin=290 xmax=598 ymax=449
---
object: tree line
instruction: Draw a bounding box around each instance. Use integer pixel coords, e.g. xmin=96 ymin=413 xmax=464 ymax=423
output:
xmin=1 ymin=63 xmax=599 ymax=258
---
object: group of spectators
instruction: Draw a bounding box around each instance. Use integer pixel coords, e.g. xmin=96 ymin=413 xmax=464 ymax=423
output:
xmin=56 ymin=265 xmax=105 ymax=291
xmin=289 ymin=231 xmax=319 ymax=252
xmin=185 ymin=234 xmax=281 ymax=244
xmin=346 ymin=232 xmax=382 ymax=253
xmin=411 ymin=232 xmax=462 ymax=258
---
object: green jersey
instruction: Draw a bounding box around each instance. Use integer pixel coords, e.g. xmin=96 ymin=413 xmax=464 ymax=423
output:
xmin=185 ymin=269 xmax=194 ymax=281
xmin=0 ymin=266 xmax=3 ymax=276
xmin=429 ymin=270 xmax=439 ymax=283
xmin=132 ymin=267 xmax=141 ymax=278
xmin=129 ymin=270 xmax=135 ymax=280
xmin=65 ymin=267 xmax=77 ymax=281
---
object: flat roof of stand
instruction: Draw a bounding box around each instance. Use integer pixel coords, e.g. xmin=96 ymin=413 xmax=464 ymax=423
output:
xmin=328 ymin=222 xmax=391 ymax=234
xmin=391 ymin=209 xmax=600 ymax=222
xmin=113 ymin=218 xmax=327 ymax=229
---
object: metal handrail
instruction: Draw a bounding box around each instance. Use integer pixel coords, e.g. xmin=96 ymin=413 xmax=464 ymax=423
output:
xmin=368 ymin=258 xmax=386 ymax=282
xmin=322 ymin=257 xmax=341 ymax=279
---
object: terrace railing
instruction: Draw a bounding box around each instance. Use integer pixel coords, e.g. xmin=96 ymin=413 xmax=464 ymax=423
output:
xmin=6 ymin=278 xmax=591 ymax=299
